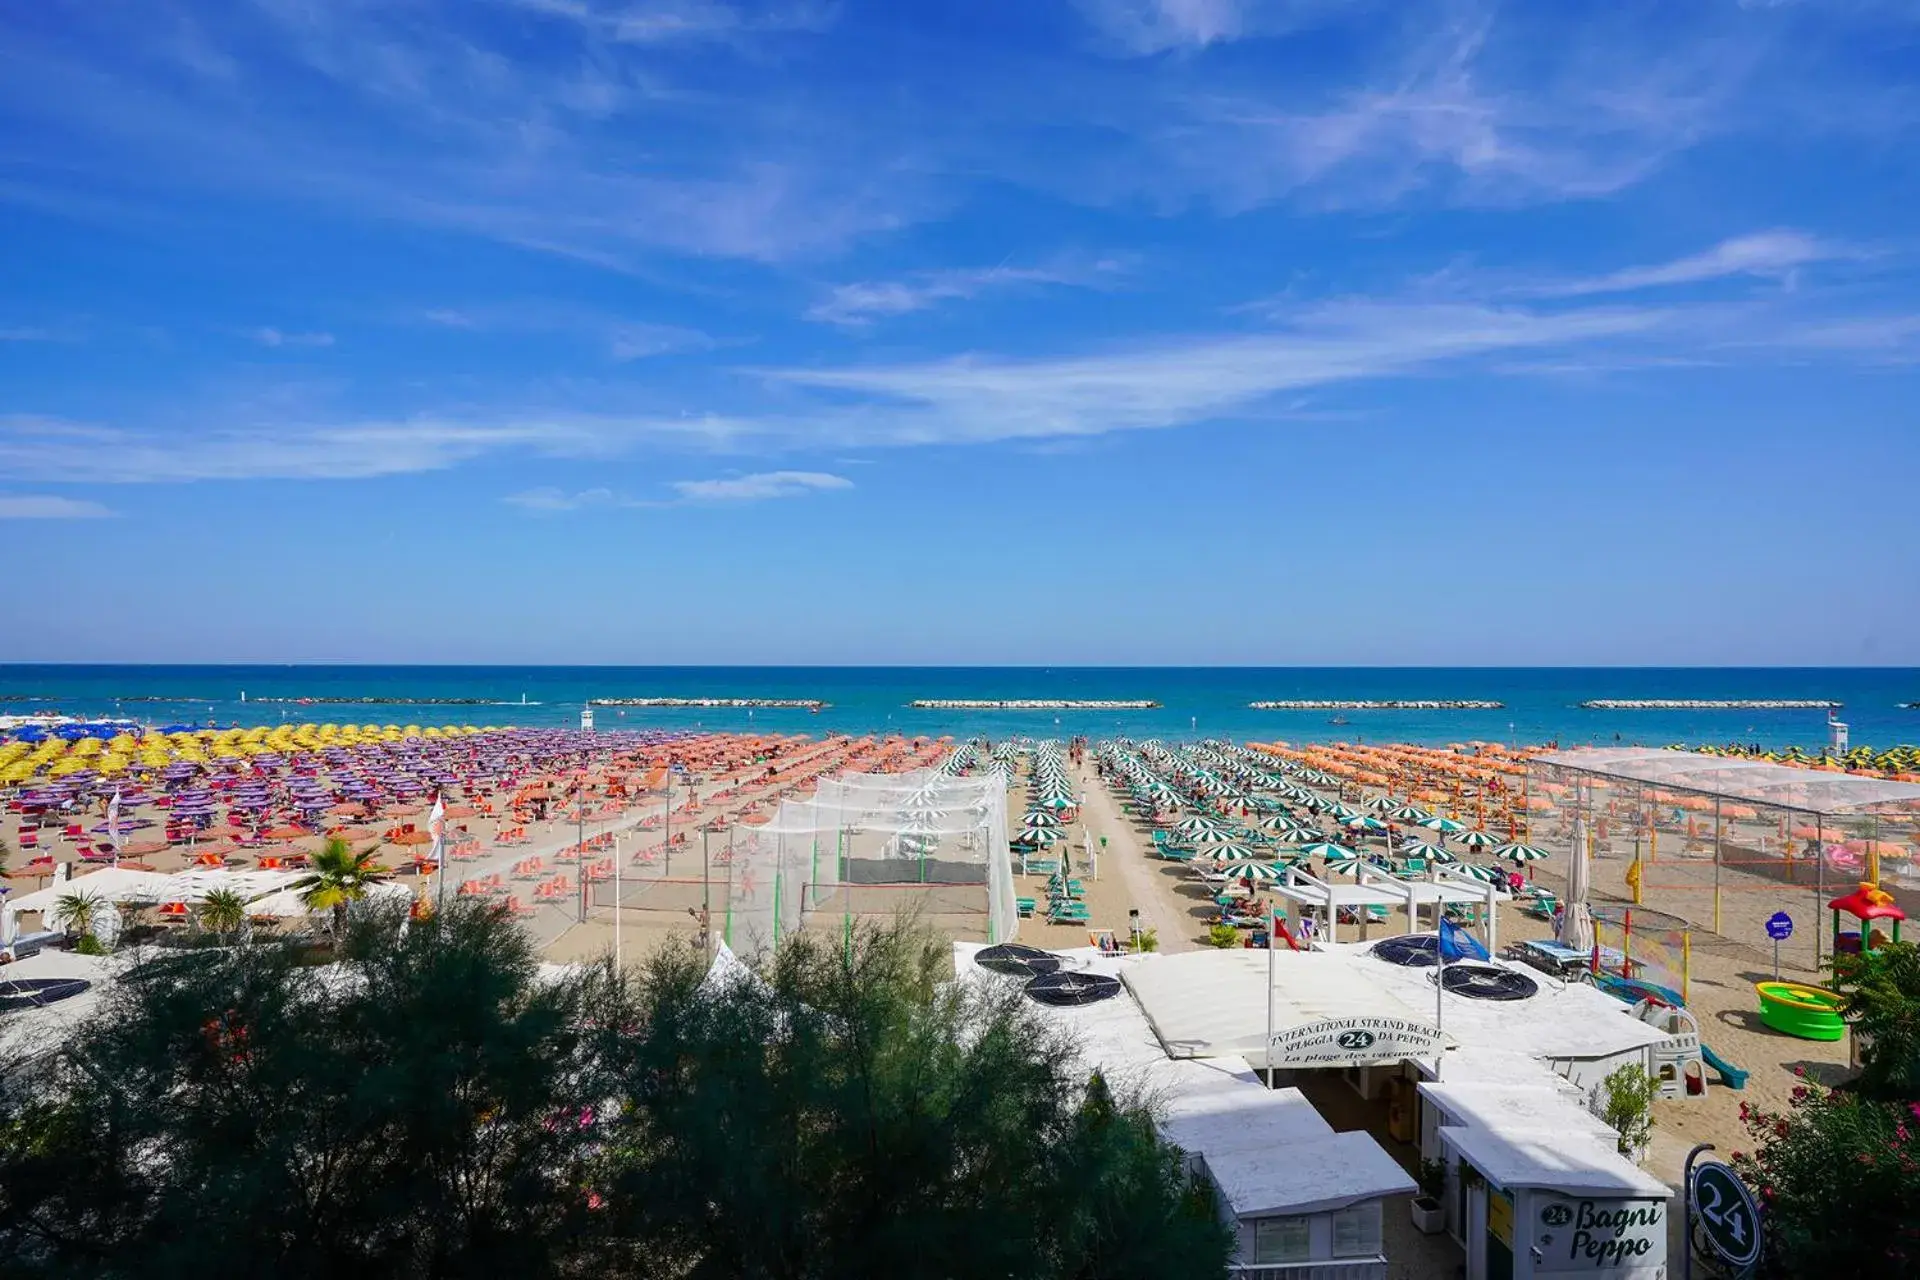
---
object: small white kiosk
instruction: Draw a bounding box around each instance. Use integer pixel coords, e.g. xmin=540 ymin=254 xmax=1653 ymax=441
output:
xmin=1439 ymin=1122 xmax=1670 ymax=1280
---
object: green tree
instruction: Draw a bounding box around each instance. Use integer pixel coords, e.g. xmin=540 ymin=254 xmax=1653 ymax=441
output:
xmin=0 ymin=911 xmax=1231 ymax=1280
xmin=1832 ymin=938 xmax=1920 ymax=1102
xmin=195 ymin=888 xmax=248 ymax=938
xmin=292 ymin=837 xmax=391 ymax=935
xmin=48 ymin=891 xmax=101 ymax=941
xmin=0 ymin=900 xmax=627 ymax=1279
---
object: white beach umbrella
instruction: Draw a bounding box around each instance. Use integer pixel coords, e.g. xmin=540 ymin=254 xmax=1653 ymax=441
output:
xmin=1557 ymin=816 xmax=1595 ymax=952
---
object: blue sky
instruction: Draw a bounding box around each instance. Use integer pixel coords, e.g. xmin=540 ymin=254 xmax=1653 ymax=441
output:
xmin=2 ymin=0 xmax=1918 ymax=665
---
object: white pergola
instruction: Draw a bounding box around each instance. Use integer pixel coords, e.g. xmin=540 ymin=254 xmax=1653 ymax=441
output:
xmin=1268 ymin=865 xmax=1508 ymax=947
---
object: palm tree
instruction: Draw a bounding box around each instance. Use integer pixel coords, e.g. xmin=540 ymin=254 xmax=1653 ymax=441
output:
xmin=294 ymin=837 xmax=391 ymax=936
xmin=52 ymin=888 xmax=103 ymax=940
xmin=197 ymin=887 xmax=249 ymax=938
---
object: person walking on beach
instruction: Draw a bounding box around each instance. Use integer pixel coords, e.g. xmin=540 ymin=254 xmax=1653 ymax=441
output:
xmin=686 ymin=905 xmax=710 ymax=952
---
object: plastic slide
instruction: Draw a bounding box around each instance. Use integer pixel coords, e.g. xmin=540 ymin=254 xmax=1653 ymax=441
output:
xmin=1701 ymin=1043 xmax=1749 ymax=1090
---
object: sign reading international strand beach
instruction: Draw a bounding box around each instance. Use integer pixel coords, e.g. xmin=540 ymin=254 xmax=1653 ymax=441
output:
xmin=1267 ymin=1016 xmax=1444 ymax=1067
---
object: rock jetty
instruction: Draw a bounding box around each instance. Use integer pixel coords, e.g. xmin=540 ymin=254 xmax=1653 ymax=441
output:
xmin=1248 ymin=700 xmax=1504 ymax=710
xmin=248 ymin=696 xmax=516 ymax=706
xmin=589 ymin=697 xmax=827 ymax=709
xmin=908 ymin=699 xmax=1160 ymax=710
xmin=1580 ymin=699 xmax=1841 ymax=710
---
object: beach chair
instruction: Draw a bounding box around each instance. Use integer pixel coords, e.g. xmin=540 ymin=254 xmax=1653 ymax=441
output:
xmin=1048 ymin=902 xmax=1090 ymax=925
xmin=1016 ymin=897 xmax=1037 ymax=918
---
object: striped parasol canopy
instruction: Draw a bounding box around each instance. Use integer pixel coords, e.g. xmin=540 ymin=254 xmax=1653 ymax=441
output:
xmin=1293 ymin=841 xmax=1358 ymax=861
xmin=1365 ymin=796 xmax=1399 ymax=814
xmin=1173 ymin=815 xmax=1230 ymax=837
xmin=1389 ymin=804 xmax=1432 ymax=823
xmin=1014 ymin=826 xmax=1063 ymax=846
xmin=1421 ymin=816 xmax=1469 ymax=835
xmin=1324 ymin=803 xmax=1359 ymax=821
xmin=1223 ymin=860 xmax=1284 ymax=882
xmin=1456 ymin=829 xmax=1499 ymax=850
xmin=1396 ymin=841 xmax=1456 ymax=864
xmin=1455 ymin=863 xmax=1508 ymax=884
xmin=1199 ymin=843 xmax=1266 ymax=862
xmin=1343 ymin=815 xmax=1389 ymax=833
xmin=1495 ymin=842 xmax=1551 ymax=863
xmin=1192 ymin=827 xmax=1252 ymax=845
xmin=1022 ymin=810 xmax=1061 ymax=827
xmin=1323 ymin=854 xmax=1369 ymax=875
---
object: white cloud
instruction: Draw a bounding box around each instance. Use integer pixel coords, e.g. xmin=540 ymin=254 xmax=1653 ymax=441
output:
xmin=671 ymin=470 xmax=853 ymax=501
xmin=806 ymin=261 xmax=1123 ymax=326
xmin=0 ymin=411 xmax=736 ymax=483
xmin=763 ymin=298 xmax=1668 ymax=444
xmin=499 ymin=0 xmax=835 ymax=46
xmin=416 ymin=305 xmax=717 ymax=360
xmin=0 ymin=493 xmax=116 ymax=519
xmin=1529 ymin=230 xmax=1849 ymax=297
xmin=1074 ymin=0 xmax=1351 ymax=55
xmin=609 ymin=323 xmax=718 ymax=361
xmin=0 ymin=327 xmax=58 ymax=342
xmin=254 ymin=327 xmax=336 ymax=348
xmin=504 ymin=486 xmax=620 ymax=511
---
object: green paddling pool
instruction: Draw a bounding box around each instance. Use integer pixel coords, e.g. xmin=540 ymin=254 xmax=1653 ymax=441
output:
xmin=1755 ymin=981 xmax=1847 ymax=1041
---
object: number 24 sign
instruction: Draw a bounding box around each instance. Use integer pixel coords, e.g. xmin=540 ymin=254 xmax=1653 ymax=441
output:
xmin=1690 ymin=1160 xmax=1763 ymax=1271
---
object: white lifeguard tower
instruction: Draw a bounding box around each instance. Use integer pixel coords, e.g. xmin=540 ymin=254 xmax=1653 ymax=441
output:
xmin=580 ymin=706 xmax=595 ymax=731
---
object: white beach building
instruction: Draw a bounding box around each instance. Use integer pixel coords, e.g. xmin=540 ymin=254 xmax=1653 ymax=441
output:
xmin=958 ymin=942 xmax=1418 ymax=1278
xmin=1108 ymin=937 xmax=1677 ymax=1280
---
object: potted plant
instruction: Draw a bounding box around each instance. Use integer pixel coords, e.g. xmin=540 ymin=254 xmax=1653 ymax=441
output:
xmin=1411 ymin=1158 xmax=1448 ymax=1234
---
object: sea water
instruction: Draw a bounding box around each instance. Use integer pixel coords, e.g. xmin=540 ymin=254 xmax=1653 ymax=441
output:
xmin=1 ymin=666 xmax=1914 ymax=750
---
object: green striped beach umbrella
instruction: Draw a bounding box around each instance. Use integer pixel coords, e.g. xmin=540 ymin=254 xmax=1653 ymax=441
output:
xmin=1396 ymin=841 xmax=1456 ymax=864
xmin=1174 ymin=815 xmax=1230 ymax=837
xmin=1455 ymin=863 xmax=1508 ymax=884
xmin=1420 ymin=816 xmax=1469 ymax=835
xmin=1323 ymin=853 xmax=1369 ymax=875
xmin=1293 ymin=841 xmax=1358 ymax=861
xmin=1324 ymin=802 xmax=1359 ymax=821
xmin=1221 ymin=860 xmax=1283 ymax=883
xmin=1389 ymin=804 xmax=1432 ymax=823
xmin=1255 ymin=813 xmax=1304 ymax=833
xmin=1343 ymin=815 xmax=1389 ymax=833
xmin=1199 ymin=843 xmax=1265 ymax=862
xmin=1495 ymin=842 xmax=1551 ymax=863
xmin=1014 ymin=827 xmax=1063 ymax=846
xmin=1365 ymin=796 xmax=1398 ymax=814
xmin=1456 ymin=829 xmax=1499 ymax=850
xmin=1022 ymin=810 xmax=1060 ymax=827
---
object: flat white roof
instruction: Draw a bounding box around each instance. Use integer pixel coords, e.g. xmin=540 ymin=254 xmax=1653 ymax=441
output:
xmin=1205 ymin=1133 xmax=1417 ymax=1217
xmin=1441 ymin=1124 xmax=1671 ymax=1198
xmin=1118 ymin=942 xmax=1671 ymax=1067
xmin=1121 ymin=948 xmax=1446 ymax=1063
xmin=955 ymin=943 xmax=1415 ymax=1218
xmin=1343 ymin=942 xmax=1672 ymax=1062
xmin=1420 ymin=1083 xmax=1620 ymax=1146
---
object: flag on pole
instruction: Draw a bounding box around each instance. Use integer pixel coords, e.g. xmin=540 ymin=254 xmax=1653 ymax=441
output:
xmin=1437 ymin=917 xmax=1489 ymax=964
xmin=428 ymin=792 xmax=447 ymax=908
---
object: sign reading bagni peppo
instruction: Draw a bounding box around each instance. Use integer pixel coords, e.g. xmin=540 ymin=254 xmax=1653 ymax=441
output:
xmin=1267 ymin=1016 xmax=1444 ymax=1067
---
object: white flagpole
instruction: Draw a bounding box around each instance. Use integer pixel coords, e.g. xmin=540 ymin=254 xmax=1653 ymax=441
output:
xmin=429 ymin=791 xmax=447 ymax=913
xmin=1435 ymin=928 xmax=1447 ymax=1082
xmin=1266 ymin=908 xmax=1276 ymax=1082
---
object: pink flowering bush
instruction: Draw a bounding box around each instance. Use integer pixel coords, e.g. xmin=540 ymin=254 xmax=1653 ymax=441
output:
xmin=1731 ymin=1079 xmax=1920 ymax=1276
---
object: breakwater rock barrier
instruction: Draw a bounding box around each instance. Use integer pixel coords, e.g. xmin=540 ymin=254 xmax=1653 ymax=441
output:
xmin=1580 ymin=699 xmax=1841 ymax=710
xmin=1248 ymin=700 xmax=1505 ymax=710
xmin=589 ymin=698 xmax=828 ymax=709
xmin=908 ymin=699 xmax=1160 ymax=710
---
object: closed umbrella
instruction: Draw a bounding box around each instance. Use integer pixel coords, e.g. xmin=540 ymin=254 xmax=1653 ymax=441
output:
xmin=1557 ymin=816 xmax=1595 ymax=952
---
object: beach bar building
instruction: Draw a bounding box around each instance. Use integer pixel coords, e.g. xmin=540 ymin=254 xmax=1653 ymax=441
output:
xmin=1114 ymin=940 xmax=1676 ymax=1280
xmin=957 ymin=942 xmax=1418 ymax=1278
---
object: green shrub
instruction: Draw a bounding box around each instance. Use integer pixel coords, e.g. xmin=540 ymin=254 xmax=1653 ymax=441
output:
xmin=1733 ymin=1079 xmax=1920 ymax=1275
xmin=73 ymin=933 xmax=105 ymax=957
xmin=1206 ymin=924 xmax=1240 ymax=949
xmin=1596 ymin=1063 xmax=1659 ymax=1157
xmin=1135 ymin=928 xmax=1159 ymax=953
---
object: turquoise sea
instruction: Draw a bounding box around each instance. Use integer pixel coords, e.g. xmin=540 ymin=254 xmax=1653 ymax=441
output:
xmin=0 ymin=667 xmax=1914 ymax=750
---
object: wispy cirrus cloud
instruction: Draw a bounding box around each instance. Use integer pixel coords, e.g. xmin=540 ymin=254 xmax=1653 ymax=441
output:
xmin=672 ymin=470 xmax=851 ymax=501
xmin=806 ymin=259 xmax=1124 ymax=326
xmin=1526 ymin=230 xmax=1853 ymax=298
xmin=0 ymin=0 xmax=919 ymax=268
xmin=0 ymin=493 xmax=117 ymax=519
xmin=1073 ymin=0 xmax=1349 ymax=56
xmin=0 ymin=410 xmax=737 ymax=484
xmin=420 ymin=304 xmax=719 ymax=361
xmin=254 ymin=327 xmax=335 ymax=348
xmin=504 ymin=485 xmax=622 ymax=512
